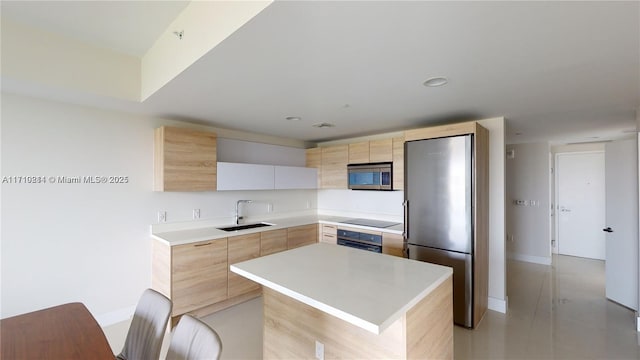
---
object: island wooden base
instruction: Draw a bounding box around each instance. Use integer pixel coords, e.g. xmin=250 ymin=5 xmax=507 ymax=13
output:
xmin=263 ymin=276 xmax=453 ymax=359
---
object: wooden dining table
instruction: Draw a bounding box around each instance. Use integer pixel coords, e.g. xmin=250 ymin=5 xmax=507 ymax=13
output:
xmin=1 ymin=302 xmax=115 ymax=359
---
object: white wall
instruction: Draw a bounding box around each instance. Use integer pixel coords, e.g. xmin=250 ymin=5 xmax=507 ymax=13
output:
xmin=478 ymin=117 xmax=507 ymax=313
xmin=1 ymin=18 xmax=140 ymax=102
xmin=506 ymin=142 xmax=551 ymax=265
xmin=317 ymin=190 xmax=404 ymax=222
xmin=0 ymin=93 xmax=316 ymax=323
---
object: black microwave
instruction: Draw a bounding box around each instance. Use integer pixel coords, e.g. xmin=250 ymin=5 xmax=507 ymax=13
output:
xmin=347 ymin=162 xmax=393 ymax=190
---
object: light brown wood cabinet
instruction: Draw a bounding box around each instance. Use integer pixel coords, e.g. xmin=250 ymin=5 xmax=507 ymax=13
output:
xmin=154 ymin=126 xmax=217 ymax=191
xmin=153 ymin=222 xmax=322 ymax=321
xmin=152 ymin=238 xmax=228 ymax=317
xmin=348 ymin=139 xmax=393 ymax=164
xmin=320 ymin=224 xmax=337 ymax=244
xmin=228 ymin=233 xmax=261 ymax=298
xmin=306 ymin=137 xmax=401 ymax=190
xmin=321 ymin=145 xmax=349 ymax=189
xmin=348 ymin=142 xmax=370 ymax=164
xmin=382 ymin=233 xmax=404 ymax=257
xmin=392 ymin=136 xmax=404 ymax=190
xmin=305 ymin=147 xmax=322 ymax=188
xmin=287 ymin=224 xmax=318 ymax=249
xmin=260 ymin=229 xmax=288 ymax=256
xmin=369 ymin=138 xmax=393 ymax=162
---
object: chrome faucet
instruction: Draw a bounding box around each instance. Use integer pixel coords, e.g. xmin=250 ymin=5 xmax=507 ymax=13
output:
xmin=235 ymin=200 xmax=253 ymax=225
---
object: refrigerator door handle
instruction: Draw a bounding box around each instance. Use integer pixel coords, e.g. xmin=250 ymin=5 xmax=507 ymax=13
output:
xmin=403 ymin=200 xmax=409 ymax=239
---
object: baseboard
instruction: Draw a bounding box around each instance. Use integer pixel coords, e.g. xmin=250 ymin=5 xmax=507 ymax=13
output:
xmin=94 ymin=305 xmax=136 ymax=327
xmin=488 ymin=296 xmax=508 ymax=314
xmin=508 ymin=252 xmax=552 ymax=265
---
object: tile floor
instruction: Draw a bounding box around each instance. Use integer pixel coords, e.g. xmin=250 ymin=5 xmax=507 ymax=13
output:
xmin=104 ymin=255 xmax=640 ymax=359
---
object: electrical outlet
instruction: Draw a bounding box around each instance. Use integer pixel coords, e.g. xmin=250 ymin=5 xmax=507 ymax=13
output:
xmin=193 ymin=209 xmax=200 ymax=220
xmin=306 ymin=200 xmax=311 ymax=209
xmin=315 ymin=340 xmax=324 ymax=360
xmin=158 ymin=211 xmax=167 ymax=223
xmin=267 ymin=203 xmax=273 ymax=213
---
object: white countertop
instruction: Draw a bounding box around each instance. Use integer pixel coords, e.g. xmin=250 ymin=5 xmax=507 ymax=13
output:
xmin=230 ymin=243 xmax=452 ymax=334
xmin=152 ymin=215 xmax=403 ymax=246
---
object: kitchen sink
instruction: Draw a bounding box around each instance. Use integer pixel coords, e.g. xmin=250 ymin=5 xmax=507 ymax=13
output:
xmin=217 ymin=222 xmax=273 ymax=232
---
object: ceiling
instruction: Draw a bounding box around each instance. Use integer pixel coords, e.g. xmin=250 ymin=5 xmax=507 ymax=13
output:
xmin=2 ymin=1 xmax=639 ymax=144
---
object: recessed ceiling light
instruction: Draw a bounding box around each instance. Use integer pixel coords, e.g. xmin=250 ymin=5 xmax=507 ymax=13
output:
xmin=285 ymin=116 xmax=302 ymax=121
xmin=312 ymin=122 xmax=335 ymax=128
xmin=423 ymin=76 xmax=448 ymax=87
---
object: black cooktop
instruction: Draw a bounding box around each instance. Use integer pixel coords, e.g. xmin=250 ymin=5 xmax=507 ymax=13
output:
xmin=339 ymin=218 xmax=401 ymax=228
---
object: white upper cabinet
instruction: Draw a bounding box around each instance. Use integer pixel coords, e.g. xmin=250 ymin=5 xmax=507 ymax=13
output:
xmin=217 ymin=162 xmax=317 ymax=191
xmin=274 ymin=166 xmax=317 ymax=189
xmin=216 ymin=162 xmax=275 ymax=190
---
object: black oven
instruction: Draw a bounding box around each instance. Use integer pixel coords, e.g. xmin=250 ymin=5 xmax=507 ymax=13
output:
xmin=337 ymin=229 xmax=382 ymax=253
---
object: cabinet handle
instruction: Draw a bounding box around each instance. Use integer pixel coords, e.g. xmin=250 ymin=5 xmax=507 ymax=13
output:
xmin=324 ymin=234 xmax=336 ymax=238
xmin=194 ymin=242 xmax=213 ymax=247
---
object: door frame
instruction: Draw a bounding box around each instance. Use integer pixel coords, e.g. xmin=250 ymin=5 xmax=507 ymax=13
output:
xmin=554 ymin=150 xmax=605 ymax=258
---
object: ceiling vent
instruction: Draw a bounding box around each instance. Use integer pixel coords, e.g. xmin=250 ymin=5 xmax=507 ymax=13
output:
xmin=312 ymin=123 xmax=335 ymax=128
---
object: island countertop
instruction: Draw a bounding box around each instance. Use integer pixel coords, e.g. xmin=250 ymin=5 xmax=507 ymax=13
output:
xmin=230 ymin=243 xmax=452 ymax=334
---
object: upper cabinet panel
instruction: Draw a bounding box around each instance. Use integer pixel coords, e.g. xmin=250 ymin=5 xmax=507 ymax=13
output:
xmin=349 ymin=142 xmax=369 ymax=164
xmin=392 ymin=136 xmax=404 ymax=190
xmin=217 ymin=162 xmax=275 ymax=191
xmin=321 ymin=145 xmax=348 ymax=189
xmin=275 ymin=166 xmax=317 ymax=189
xmin=369 ymin=138 xmax=393 ymax=163
xmin=305 ymin=148 xmax=322 ymax=188
xmin=217 ymin=163 xmax=316 ymax=190
xmin=154 ymin=126 xmax=217 ymax=191
xmin=404 ymin=122 xmax=478 ymax=142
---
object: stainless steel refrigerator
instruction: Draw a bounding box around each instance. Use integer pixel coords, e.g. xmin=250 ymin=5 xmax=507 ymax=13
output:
xmin=404 ymin=134 xmax=474 ymax=327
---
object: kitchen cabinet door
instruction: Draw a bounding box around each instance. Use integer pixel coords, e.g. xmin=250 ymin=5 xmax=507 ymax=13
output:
xmin=305 ymin=148 xmax=322 ymax=187
xmin=382 ymin=233 xmax=404 ymax=257
xmin=171 ymin=238 xmax=228 ymax=316
xmin=274 ymin=166 xmax=317 ymax=189
xmin=154 ymin=126 xmax=217 ymax=191
xmin=228 ymin=233 xmax=261 ymax=298
xmin=392 ymin=136 xmax=404 ymax=190
xmin=321 ymin=145 xmax=348 ymax=189
xmin=287 ymin=224 xmax=318 ymax=249
xmin=349 ymin=142 xmax=370 ymax=164
xmin=216 ymin=162 xmax=275 ymax=190
xmin=321 ymin=224 xmax=337 ymax=245
xmin=261 ymin=229 xmax=288 ymax=256
xmin=370 ymin=138 xmax=393 ymax=162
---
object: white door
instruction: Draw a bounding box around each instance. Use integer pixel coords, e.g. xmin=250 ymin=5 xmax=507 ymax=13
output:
xmin=605 ymin=137 xmax=638 ymax=310
xmin=556 ymin=152 xmax=606 ymax=260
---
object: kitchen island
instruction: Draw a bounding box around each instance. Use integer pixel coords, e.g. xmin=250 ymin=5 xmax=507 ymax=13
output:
xmin=231 ymin=243 xmax=453 ymax=359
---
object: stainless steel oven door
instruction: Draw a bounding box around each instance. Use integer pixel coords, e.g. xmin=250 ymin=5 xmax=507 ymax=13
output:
xmin=337 ymin=238 xmax=382 ymax=253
